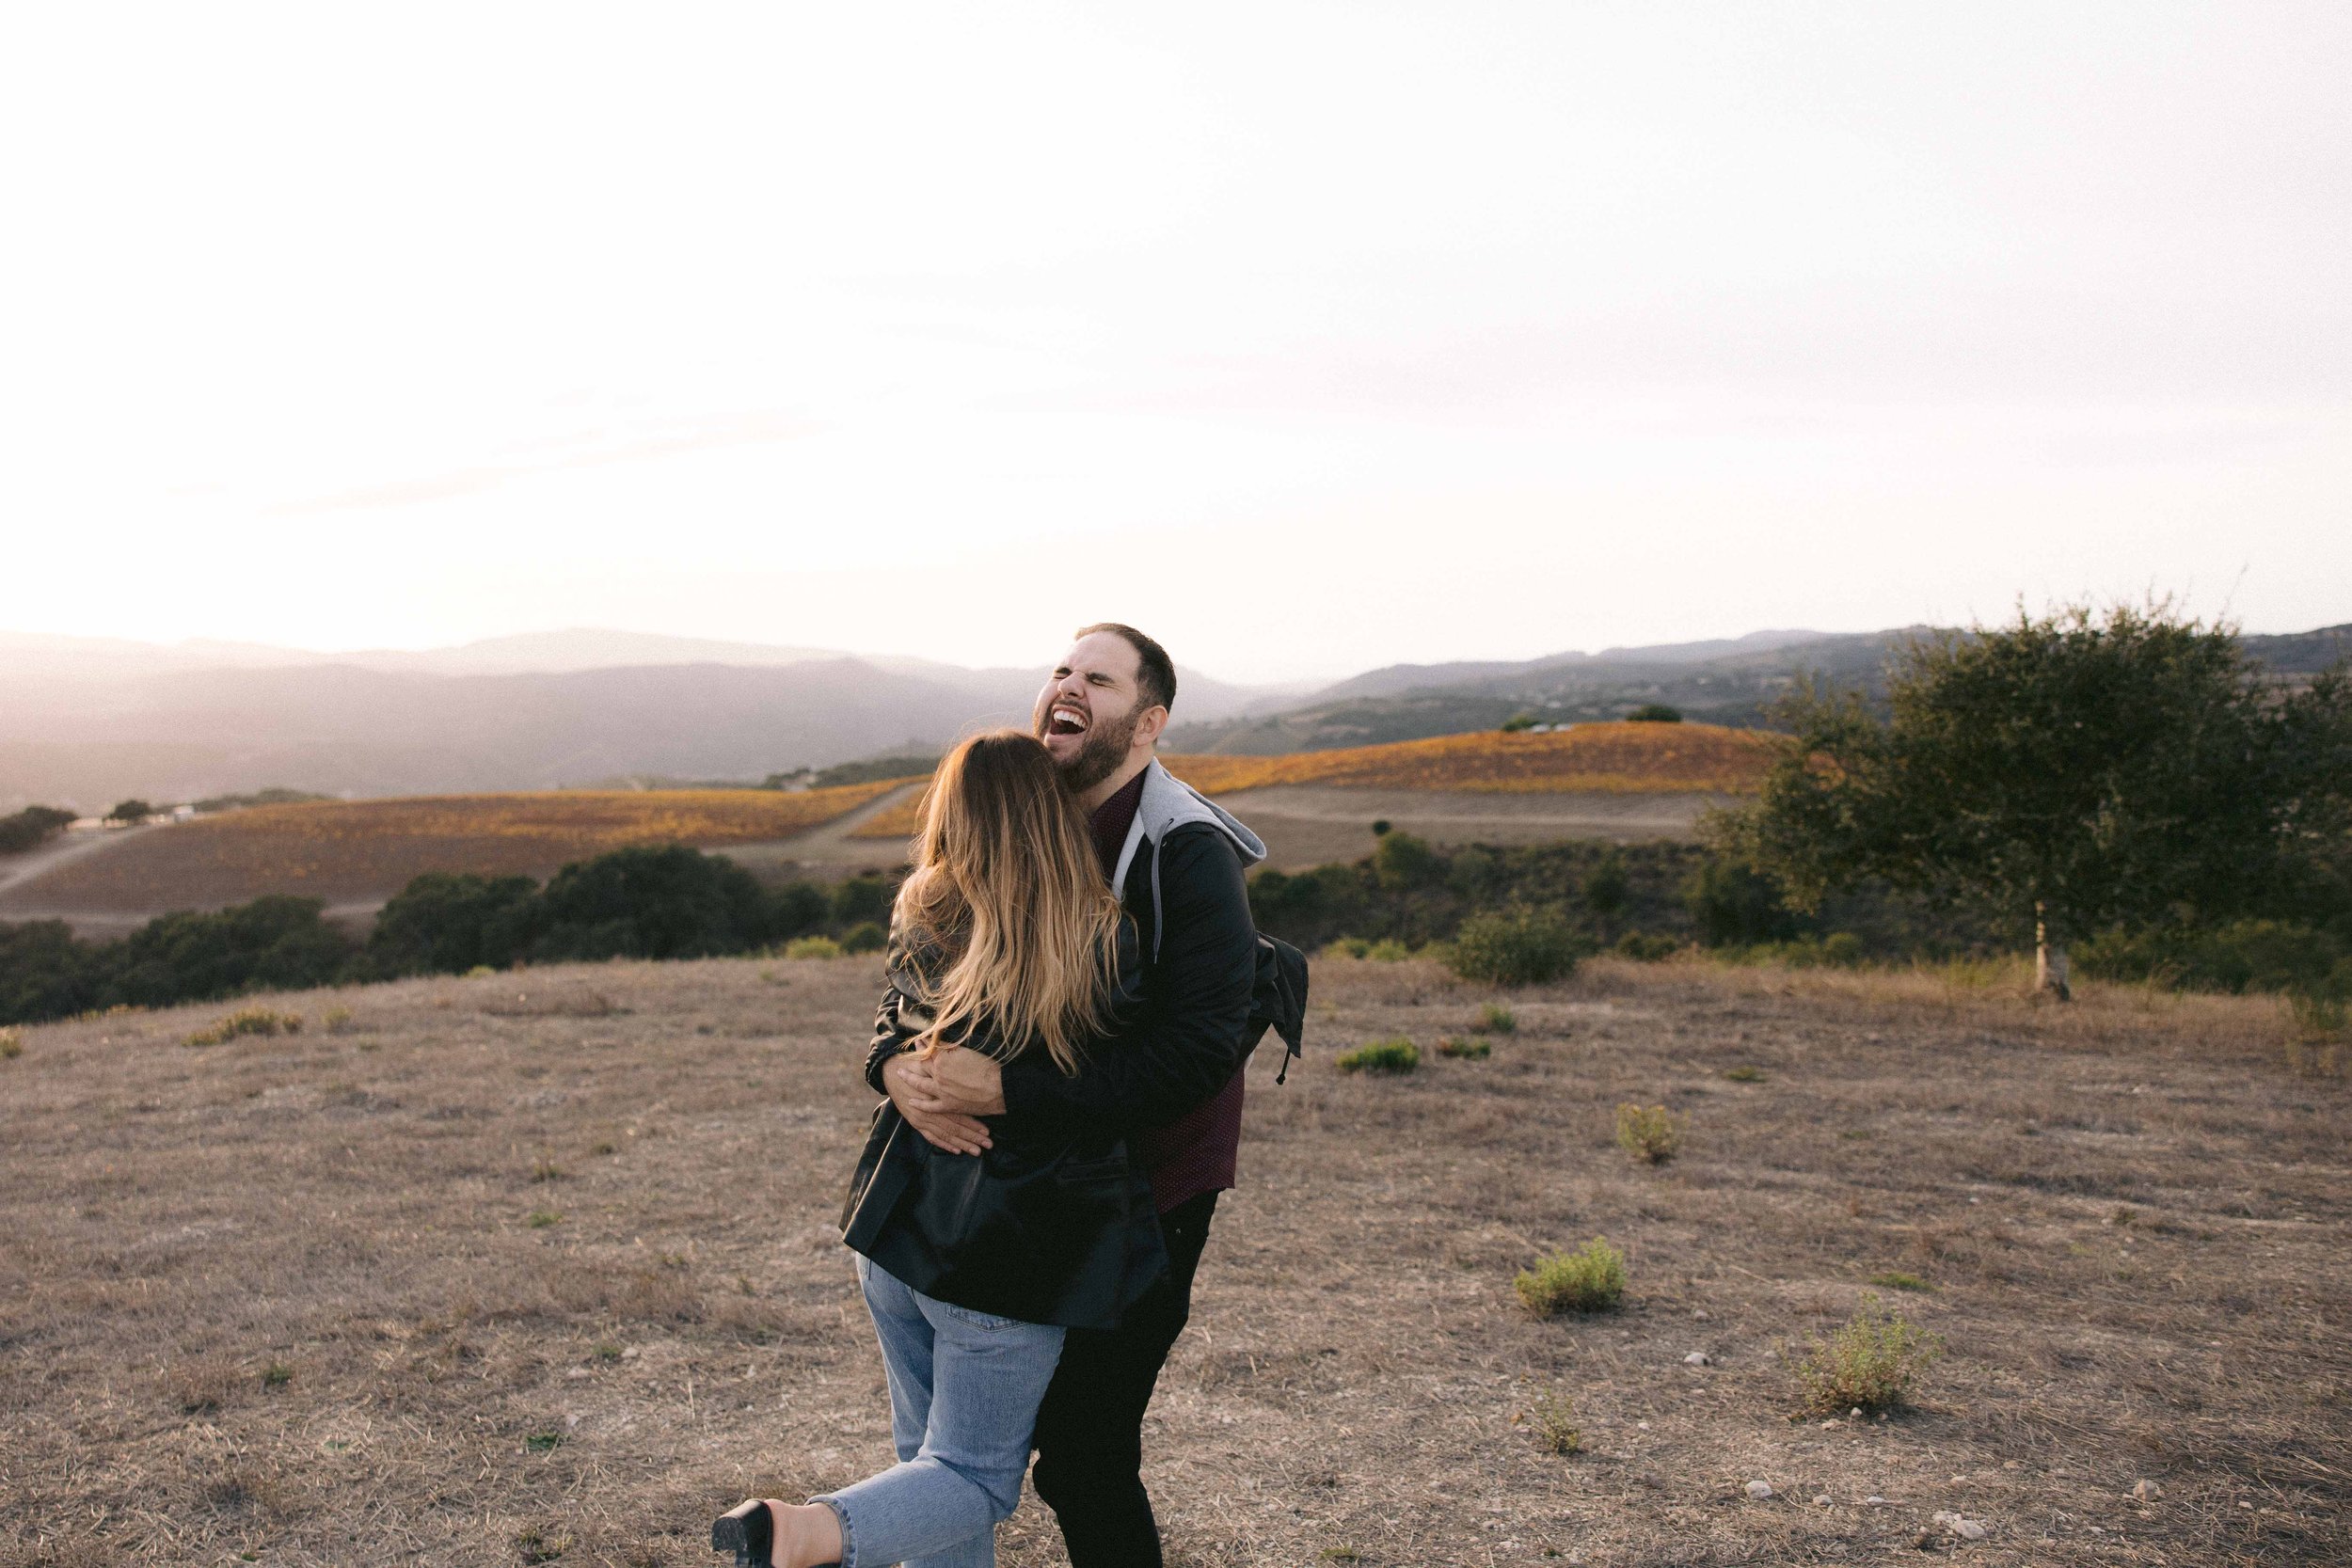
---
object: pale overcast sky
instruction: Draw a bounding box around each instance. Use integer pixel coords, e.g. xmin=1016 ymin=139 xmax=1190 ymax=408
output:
xmin=3 ymin=3 xmax=2346 ymax=681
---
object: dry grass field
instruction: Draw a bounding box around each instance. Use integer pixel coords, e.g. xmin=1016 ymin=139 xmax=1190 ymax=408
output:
xmin=3 ymin=954 xmax=2345 ymax=1566
xmin=0 ymin=784 xmax=904 ymax=917
xmin=850 ymin=723 xmax=1779 ymax=841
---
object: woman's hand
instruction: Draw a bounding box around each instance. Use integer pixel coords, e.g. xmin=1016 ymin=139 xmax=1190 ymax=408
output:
xmin=882 ymin=1053 xmax=993 ymax=1155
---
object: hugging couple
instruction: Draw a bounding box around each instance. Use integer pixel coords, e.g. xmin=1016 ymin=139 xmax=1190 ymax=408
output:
xmin=716 ymin=623 xmax=1303 ymax=1568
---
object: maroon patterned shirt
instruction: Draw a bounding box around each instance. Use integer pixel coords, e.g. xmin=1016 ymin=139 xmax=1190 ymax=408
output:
xmin=1089 ymin=768 xmax=1245 ymax=1214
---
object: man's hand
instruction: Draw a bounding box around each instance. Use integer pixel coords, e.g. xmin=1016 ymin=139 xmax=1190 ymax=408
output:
xmin=927 ymin=1042 xmax=1009 ymax=1116
xmin=882 ymin=1052 xmax=993 ymax=1155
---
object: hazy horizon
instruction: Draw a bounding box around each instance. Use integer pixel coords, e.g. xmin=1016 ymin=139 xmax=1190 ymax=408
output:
xmin=6 ymin=4 xmax=2348 ymax=682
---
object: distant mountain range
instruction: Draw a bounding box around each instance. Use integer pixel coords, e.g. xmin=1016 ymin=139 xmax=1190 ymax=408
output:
xmin=0 ymin=629 xmax=1301 ymax=810
xmin=2 ymin=624 xmax=2344 ymax=809
xmin=1160 ymin=623 xmax=2352 ymax=754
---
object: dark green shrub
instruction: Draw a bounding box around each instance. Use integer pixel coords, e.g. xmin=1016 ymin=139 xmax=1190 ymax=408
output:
xmin=1686 ymin=857 xmax=1805 ymax=946
xmin=2076 ymin=919 xmax=2344 ymax=995
xmin=1448 ymin=909 xmax=1578 ymax=986
xmin=1500 ymin=711 xmax=1538 ymax=733
xmin=368 ymin=872 xmax=541 ymax=976
xmin=1613 ymin=931 xmax=1678 ymax=961
xmin=0 ymin=919 xmax=103 ymax=1023
xmin=1582 ymin=851 xmax=1629 ymax=923
xmin=106 ymin=896 xmax=356 ymax=1008
xmin=532 ymin=847 xmax=771 ymax=961
xmin=1626 ymin=704 xmax=1682 ymax=722
xmin=770 ymin=880 xmax=833 ymax=942
xmin=1336 ymin=1037 xmax=1420 ymax=1074
xmin=105 ymin=799 xmax=156 ymax=824
xmin=1373 ymin=831 xmax=1444 ymax=891
xmin=0 ymin=806 xmax=75 ymax=854
xmin=832 ymin=876 xmax=895 ymax=929
xmin=840 ymin=921 xmax=886 ymax=954
xmin=1470 ymin=1002 xmax=1517 ymax=1035
xmin=1436 ymin=1035 xmax=1489 ymax=1059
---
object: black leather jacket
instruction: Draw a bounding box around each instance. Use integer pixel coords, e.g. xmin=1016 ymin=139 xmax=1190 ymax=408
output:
xmin=838 ymin=921 xmax=1168 ymax=1330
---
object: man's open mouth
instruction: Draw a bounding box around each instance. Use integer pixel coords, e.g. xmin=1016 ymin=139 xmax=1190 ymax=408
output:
xmin=1047 ymin=705 xmax=1089 ymax=736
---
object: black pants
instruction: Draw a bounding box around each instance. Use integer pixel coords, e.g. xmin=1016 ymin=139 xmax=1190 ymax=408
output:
xmin=1030 ymin=1191 xmax=1218 ymax=1568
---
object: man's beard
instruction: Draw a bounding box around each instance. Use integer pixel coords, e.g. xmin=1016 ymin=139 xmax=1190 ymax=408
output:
xmin=1049 ymin=705 xmax=1140 ymax=794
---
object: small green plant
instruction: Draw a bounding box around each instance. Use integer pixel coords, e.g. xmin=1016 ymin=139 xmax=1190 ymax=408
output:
xmin=321 ymin=1005 xmax=354 ymax=1033
xmin=465 ymin=964 xmax=496 ymax=978
xmin=1470 ymin=1002 xmax=1517 ymax=1035
xmin=531 ymin=1156 xmax=565 ymax=1183
xmin=1867 ymin=1271 xmax=1936 ymax=1292
xmin=782 ymin=935 xmax=844 ymax=960
xmin=1723 ymin=1065 xmax=1765 ymax=1083
xmin=1436 ymin=1036 xmax=1489 ymax=1059
xmin=1794 ymin=1293 xmax=1944 ymax=1415
xmin=528 ymin=1210 xmax=562 ymax=1228
xmin=183 ymin=1006 xmax=303 ymax=1047
xmin=1500 ymin=711 xmax=1539 ymax=733
xmin=1614 ymin=1102 xmax=1683 ymax=1164
xmin=0 ymin=1027 xmax=21 ymax=1060
xmin=524 ymin=1430 xmax=564 ymax=1454
xmin=1521 ymin=1380 xmax=1582 ymax=1453
xmin=1336 ymin=1037 xmax=1420 ymax=1075
xmin=592 ymin=1341 xmax=623 ymax=1363
xmin=1516 ymin=1237 xmax=1628 ymax=1316
xmin=1370 ymin=819 xmax=1392 ymax=836
xmin=1613 ymin=931 xmax=1678 ymax=962
xmin=515 ymin=1523 xmax=570 ymax=1562
xmin=1323 ymin=936 xmax=1373 ymax=959
xmin=840 ymin=921 xmax=886 ymax=955
xmin=1319 ymin=1550 xmax=1362 ymax=1564
xmin=261 ymin=1361 xmax=293 ymax=1388
xmin=1449 ymin=909 xmax=1579 ymax=987
xmin=1364 ymin=939 xmax=1411 ymax=961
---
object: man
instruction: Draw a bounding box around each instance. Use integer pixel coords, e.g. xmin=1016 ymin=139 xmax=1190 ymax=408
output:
xmin=876 ymin=622 xmax=1264 ymax=1567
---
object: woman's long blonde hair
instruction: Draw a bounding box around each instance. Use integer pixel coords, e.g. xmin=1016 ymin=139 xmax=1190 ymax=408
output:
xmin=893 ymin=729 xmax=1125 ymax=1075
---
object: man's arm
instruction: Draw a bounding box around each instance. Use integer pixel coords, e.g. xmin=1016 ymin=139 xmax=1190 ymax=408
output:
xmin=994 ymin=826 xmax=1258 ymax=1134
xmin=866 ymin=947 xmax=993 ymax=1155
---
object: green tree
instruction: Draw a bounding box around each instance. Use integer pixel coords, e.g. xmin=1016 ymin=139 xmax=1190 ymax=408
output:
xmin=368 ymin=872 xmax=542 ymax=975
xmin=531 ymin=847 xmax=771 ymax=961
xmin=106 ymin=800 xmax=156 ymax=825
xmin=1723 ymin=602 xmax=2352 ymax=997
xmin=0 ymin=806 xmax=76 ymax=854
xmin=1626 ymin=704 xmax=1682 ymax=722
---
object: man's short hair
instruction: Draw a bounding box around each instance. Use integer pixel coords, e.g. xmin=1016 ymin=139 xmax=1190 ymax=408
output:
xmin=1075 ymin=622 xmax=1176 ymax=714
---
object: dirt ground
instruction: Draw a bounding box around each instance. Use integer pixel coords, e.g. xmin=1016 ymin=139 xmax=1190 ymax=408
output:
xmin=1206 ymin=786 xmax=1727 ymax=869
xmin=1 ymin=955 xmax=2344 ymax=1567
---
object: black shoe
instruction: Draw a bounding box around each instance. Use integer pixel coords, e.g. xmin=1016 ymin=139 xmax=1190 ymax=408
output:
xmin=712 ymin=1499 xmax=774 ymax=1567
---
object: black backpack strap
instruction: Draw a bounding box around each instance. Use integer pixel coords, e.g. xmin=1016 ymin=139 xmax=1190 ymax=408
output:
xmin=1248 ymin=933 xmax=1311 ymax=1085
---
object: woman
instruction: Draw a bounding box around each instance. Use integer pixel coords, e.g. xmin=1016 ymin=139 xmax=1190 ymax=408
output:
xmin=719 ymin=730 xmax=1165 ymax=1568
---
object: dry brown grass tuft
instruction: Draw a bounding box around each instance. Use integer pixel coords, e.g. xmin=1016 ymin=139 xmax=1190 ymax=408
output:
xmin=0 ymin=954 xmax=2345 ymax=1564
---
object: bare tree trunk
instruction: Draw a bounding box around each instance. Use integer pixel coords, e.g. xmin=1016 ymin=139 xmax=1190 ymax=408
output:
xmin=2034 ymin=900 xmax=2072 ymax=1000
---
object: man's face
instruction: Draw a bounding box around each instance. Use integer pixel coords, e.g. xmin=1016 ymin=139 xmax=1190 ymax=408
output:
xmin=1033 ymin=631 xmax=1155 ymax=791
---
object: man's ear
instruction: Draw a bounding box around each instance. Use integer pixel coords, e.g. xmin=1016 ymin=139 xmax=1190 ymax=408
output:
xmin=1134 ymin=704 xmax=1169 ymax=752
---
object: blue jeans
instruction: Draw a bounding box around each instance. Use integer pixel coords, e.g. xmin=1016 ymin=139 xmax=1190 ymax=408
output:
xmin=816 ymin=1257 xmax=1067 ymax=1568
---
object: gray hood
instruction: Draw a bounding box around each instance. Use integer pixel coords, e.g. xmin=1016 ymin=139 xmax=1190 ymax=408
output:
xmin=1109 ymin=759 xmax=1265 ymax=958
